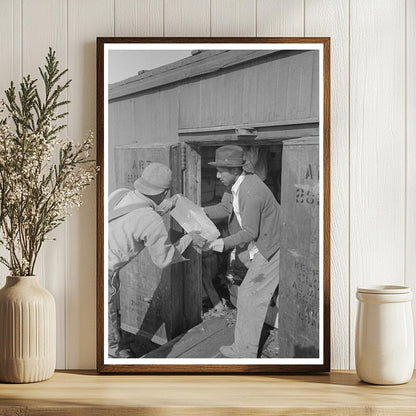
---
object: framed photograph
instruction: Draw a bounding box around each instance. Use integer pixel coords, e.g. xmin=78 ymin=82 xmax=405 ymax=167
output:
xmin=97 ymin=37 xmax=330 ymax=373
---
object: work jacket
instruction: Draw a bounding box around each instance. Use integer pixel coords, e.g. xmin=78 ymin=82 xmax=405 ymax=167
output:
xmin=204 ymin=173 xmax=281 ymax=261
xmin=108 ymin=190 xmax=191 ymax=275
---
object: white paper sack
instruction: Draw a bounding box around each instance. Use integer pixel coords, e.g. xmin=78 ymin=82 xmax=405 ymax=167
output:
xmin=170 ymin=197 xmax=220 ymax=242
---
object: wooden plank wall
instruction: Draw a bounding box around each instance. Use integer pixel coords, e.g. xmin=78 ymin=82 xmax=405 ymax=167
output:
xmin=407 ymin=0 xmax=416 ymax=374
xmin=0 ymin=0 xmax=413 ymax=370
xmin=349 ymin=0 xmax=406 ymax=369
xmin=109 ymin=51 xmax=318 ymax=142
xmin=304 ymin=0 xmax=350 ymax=373
xmin=108 ymin=88 xmax=179 ymax=192
xmin=177 ymin=51 xmax=318 ymax=129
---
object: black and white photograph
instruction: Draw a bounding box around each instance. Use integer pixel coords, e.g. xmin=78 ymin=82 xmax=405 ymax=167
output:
xmin=97 ymin=38 xmax=330 ymax=373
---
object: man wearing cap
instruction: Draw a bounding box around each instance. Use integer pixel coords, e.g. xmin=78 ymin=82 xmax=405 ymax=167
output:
xmin=108 ymin=162 xmax=206 ymax=358
xmin=204 ymin=145 xmax=281 ymax=358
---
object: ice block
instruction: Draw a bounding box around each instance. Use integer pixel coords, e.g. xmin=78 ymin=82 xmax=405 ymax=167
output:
xmin=170 ymin=196 xmax=220 ymax=242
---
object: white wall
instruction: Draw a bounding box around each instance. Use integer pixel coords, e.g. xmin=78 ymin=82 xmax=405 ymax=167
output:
xmin=0 ymin=0 xmax=414 ymax=370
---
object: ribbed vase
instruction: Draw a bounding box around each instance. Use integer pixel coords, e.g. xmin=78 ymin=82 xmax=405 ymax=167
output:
xmin=0 ymin=276 xmax=56 ymax=383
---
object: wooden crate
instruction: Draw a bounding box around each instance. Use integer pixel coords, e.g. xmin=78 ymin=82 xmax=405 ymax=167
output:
xmin=114 ymin=143 xmax=180 ymax=191
xmin=119 ymin=249 xmax=184 ymax=345
xmin=114 ymin=143 xmax=200 ymax=344
xmin=278 ymin=137 xmax=320 ymax=358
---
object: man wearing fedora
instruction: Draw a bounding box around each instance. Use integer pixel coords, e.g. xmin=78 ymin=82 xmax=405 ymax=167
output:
xmin=204 ymin=145 xmax=281 ymax=358
xmin=108 ymin=162 xmax=206 ymax=358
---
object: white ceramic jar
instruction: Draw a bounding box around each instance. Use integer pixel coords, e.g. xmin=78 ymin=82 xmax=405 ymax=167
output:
xmin=355 ymin=285 xmax=414 ymax=385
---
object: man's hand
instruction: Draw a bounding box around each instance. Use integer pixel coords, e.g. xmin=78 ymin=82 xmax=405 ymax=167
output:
xmin=188 ymin=231 xmax=207 ymax=248
xmin=208 ymin=239 xmax=224 ymax=253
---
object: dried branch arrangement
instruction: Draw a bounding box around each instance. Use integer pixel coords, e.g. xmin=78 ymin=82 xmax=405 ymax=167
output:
xmin=0 ymin=48 xmax=97 ymax=276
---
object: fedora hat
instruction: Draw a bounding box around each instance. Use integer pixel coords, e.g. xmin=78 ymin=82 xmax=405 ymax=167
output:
xmin=134 ymin=162 xmax=172 ymax=195
xmin=208 ymin=145 xmax=248 ymax=168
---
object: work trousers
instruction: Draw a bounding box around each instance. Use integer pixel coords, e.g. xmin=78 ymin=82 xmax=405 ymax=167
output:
xmin=232 ymin=249 xmax=280 ymax=357
xmin=108 ymin=270 xmax=121 ymax=357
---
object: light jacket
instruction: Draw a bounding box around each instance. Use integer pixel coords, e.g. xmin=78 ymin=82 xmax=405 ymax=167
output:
xmin=108 ymin=190 xmax=191 ymax=274
xmin=204 ymin=173 xmax=280 ymax=261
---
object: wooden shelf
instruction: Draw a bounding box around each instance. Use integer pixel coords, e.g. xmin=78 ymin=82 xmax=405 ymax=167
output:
xmin=0 ymin=370 xmax=415 ymax=415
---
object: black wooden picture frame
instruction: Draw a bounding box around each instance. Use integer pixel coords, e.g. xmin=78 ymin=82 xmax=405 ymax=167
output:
xmin=97 ymin=37 xmax=330 ymax=374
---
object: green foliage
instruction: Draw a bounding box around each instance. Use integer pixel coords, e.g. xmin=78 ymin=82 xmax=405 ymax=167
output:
xmin=0 ymin=48 xmax=96 ymax=276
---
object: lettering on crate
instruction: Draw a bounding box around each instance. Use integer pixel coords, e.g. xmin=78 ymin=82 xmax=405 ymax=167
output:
xmin=298 ymin=308 xmax=318 ymax=326
xmin=291 ymin=260 xmax=319 ymax=327
xmin=305 ymin=163 xmax=319 ymax=180
xmin=295 ymin=183 xmax=319 ymax=206
xmin=127 ymin=173 xmax=139 ymax=184
xmin=127 ymin=160 xmax=153 ymax=184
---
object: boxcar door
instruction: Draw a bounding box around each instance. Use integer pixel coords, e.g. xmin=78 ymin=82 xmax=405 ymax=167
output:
xmin=113 ymin=143 xmax=197 ymax=345
xmin=180 ymin=143 xmax=203 ymax=331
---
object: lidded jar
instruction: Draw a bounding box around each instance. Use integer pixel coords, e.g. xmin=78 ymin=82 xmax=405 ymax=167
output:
xmin=355 ymin=285 xmax=414 ymax=385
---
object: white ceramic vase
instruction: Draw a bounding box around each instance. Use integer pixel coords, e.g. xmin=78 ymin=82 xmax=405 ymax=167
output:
xmin=0 ymin=276 xmax=56 ymax=383
xmin=355 ymin=285 xmax=414 ymax=385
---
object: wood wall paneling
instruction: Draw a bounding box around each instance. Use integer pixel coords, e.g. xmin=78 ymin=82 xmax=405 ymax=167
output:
xmin=178 ymin=52 xmax=317 ymax=129
xmin=406 ymin=0 xmax=416 ymax=365
xmin=310 ymin=48 xmax=319 ymax=119
xmin=178 ymin=66 xmax=247 ymax=129
xmin=0 ymin=0 xmax=413 ymax=370
xmin=305 ymin=0 xmax=350 ymax=369
xmin=108 ymin=104 xmax=118 ymax=193
xmin=67 ymin=0 xmax=114 ymax=369
xmin=0 ymin=0 xmax=22 ymax=288
xmin=109 ymin=99 xmax=135 ymax=193
xmin=349 ymin=0 xmax=406 ymax=368
xmin=286 ymin=51 xmax=314 ymax=120
xmin=225 ymin=66 xmax=244 ymax=124
xmin=164 ymin=0 xmax=210 ymax=37
xmin=243 ymin=62 xmax=259 ymax=123
xmin=132 ymin=95 xmax=150 ymax=144
xmin=200 ymin=75 xmax=218 ymax=127
xmin=109 ymin=87 xmax=180 ymax=192
xmin=0 ymin=0 xmax=21 ymax=100
xmin=257 ymin=58 xmax=278 ymax=122
xmin=115 ymin=0 xmax=163 ymax=37
xmin=211 ymin=0 xmax=256 ymax=37
xmin=133 ymin=88 xmax=179 ymax=144
xmin=257 ymin=0 xmax=304 ymax=37
xmin=178 ymin=79 xmax=201 ymax=129
xmin=271 ymin=55 xmax=290 ymax=121
xmin=158 ymin=87 xmax=181 ymax=142
xmin=22 ymin=0 xmax=68 ymax=369
xmin=253 ymin=59 xmax=273 ymax=123
xmin=0 ymin=0 xmax=13 ymax=102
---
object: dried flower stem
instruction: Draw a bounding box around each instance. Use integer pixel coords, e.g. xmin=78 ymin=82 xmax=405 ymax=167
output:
xmin=0 ymin=48 xmax=97 ymax=276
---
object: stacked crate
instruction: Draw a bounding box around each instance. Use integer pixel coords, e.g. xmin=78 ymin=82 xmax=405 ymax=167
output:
xmin=114 ymin=143 xmax=200 ymax=345
xmin=278 ymin=137 xmax=320 ymax=357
